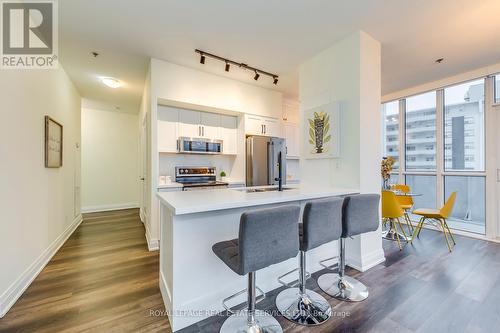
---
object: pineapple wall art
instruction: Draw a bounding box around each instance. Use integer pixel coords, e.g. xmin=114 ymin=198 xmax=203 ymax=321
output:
xmin=304 ymin=102 xmax=340 ymax=159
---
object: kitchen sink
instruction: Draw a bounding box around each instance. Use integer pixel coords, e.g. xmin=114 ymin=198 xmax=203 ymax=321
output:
xmin=244 ymin=187 xmax=294 ymax=193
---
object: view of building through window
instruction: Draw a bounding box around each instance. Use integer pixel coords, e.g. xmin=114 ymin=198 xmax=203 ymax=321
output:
xmin=381 ymin=101 xmax=399 ymax=170
xmin=382 ymin=79 xmax=488 ymax=234
xmin=444 ymin=79 xmax=485 ymax=171
xmin=405 ymin=91 xmax=437 ymax=170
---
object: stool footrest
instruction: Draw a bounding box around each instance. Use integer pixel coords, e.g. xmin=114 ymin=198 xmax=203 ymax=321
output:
xmin=222 ymin=286 xmax=266 ymax=314
xmin=277 ymin=268 xmax=311 ymax=288
xmin=319 ymin=256 xmax=340 ymax=271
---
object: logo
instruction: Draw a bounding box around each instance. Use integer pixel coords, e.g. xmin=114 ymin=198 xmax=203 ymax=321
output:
xmin=1 ymin=0 xmax=58 ymax=69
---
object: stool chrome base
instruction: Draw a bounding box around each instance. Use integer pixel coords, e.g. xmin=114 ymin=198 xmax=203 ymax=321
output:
xmin=275 ymin=287 xmax=332 ymax=326
xmin=317 ymin=273 xmax=368 ymax=302
xmin=220 ymin=310 xmax=282 ymax=333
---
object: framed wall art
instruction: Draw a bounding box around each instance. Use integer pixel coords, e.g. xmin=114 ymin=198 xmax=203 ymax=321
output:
xmin=45 ymin=116 xmax=63 ymax=168
xmin=304 ymin=102 xmax=340 ymax=159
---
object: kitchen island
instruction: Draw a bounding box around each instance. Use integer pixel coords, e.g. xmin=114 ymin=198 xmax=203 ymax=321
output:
xmin=156 ymin=185 xmax=360 ymax=331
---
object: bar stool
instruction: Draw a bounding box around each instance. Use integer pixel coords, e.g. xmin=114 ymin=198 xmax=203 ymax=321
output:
xmin=212 ymin=205 xmax=301 ymax=333
xmin=317 ymin=194 xmax=380 ymax=302
xmin=275 ymin=197 xmax=343 ymax=326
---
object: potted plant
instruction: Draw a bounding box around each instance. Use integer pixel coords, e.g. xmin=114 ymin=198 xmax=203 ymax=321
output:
xmin=220 ymin=170 xmax=227 ymax=182
xmin=381 ymin=157 xmax=395 ymax=190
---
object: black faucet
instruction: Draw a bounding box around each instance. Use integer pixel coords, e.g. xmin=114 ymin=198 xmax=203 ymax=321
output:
xmin=275 ymin=151 xmax=283 ymax=191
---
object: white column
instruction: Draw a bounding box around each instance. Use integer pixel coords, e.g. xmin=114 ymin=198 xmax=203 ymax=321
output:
xmin=299 ymin=31 xmax=384 ymax=271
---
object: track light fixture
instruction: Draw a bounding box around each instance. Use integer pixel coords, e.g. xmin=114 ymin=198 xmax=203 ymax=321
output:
xmin=195 ymin=49 xmax=279 ymax=85
xmin=254 ymin=70 xmax=260 ymax=81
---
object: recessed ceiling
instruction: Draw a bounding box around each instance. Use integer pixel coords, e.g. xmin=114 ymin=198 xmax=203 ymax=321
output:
xmin=59 ymin=0 xmax=500 ymax=113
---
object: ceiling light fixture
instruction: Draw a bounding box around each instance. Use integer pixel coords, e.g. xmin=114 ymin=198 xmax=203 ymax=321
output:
xmin=254 ymin=70 xmax=260 ymax=81
xmin=101 ymin=77 xmax=121 ymax=88
xmin=195 ymin=49 xmax=279 ymax=84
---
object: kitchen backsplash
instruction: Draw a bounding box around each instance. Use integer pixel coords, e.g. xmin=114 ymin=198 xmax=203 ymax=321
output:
xmin=159 ymin=153 xmax=238 ymax=180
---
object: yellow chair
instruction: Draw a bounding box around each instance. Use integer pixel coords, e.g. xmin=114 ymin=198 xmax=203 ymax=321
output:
xmin=382 ymin=190 xmax=408 ymax=250
xmin=411 ymin=192 xmax=457 ymax=252
xmin=391 ymin=184 xmax=414 ymax=234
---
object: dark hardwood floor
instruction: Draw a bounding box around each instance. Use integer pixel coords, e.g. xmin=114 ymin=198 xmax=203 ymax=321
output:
xmin=180 ymin=227 xmax=500 ymax=333
xmin=1 ymin=209 xmax=499 ymax=332
xmin=0 ymin=209 xmax=170 ymax=333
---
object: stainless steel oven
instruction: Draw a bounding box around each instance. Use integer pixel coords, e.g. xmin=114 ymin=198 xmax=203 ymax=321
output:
xmin=178 ymin=137 xmax=223 ymax=154
xmin=175 ymin=166 xmax=228 ymax=191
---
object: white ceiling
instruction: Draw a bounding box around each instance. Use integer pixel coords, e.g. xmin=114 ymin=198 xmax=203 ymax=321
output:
xmin=59 ymin=0 xmax=500 ymax=113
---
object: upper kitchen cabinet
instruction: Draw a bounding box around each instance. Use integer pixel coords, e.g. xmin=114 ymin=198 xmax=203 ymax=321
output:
xmin=219 ymin=115 xmax=238 ymax=155
xmin=178 ymin=110 xmax=221 ymax=139
xmin=178 ymin=109 xmax=203 ymax=138
xmin=284 ymin=122 xmax=300 ymax=158
xmin=282 ymin=99 xmax=300 ymax=124
xmin=200 ymin=112 xmax=220 ymax=139
xmin=158 ymin=106 xmax=179 ymax=153
xmin=244 ymin=114 xmax=282 ymax=137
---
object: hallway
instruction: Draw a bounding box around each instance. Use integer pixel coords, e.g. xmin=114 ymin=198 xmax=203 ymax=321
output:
xmin=0 ymin=209 xmax=169 ymax=333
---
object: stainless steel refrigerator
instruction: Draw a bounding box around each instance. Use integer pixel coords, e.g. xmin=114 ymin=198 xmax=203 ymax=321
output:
xmin=246 ymin=136 xmax=287 ymax=187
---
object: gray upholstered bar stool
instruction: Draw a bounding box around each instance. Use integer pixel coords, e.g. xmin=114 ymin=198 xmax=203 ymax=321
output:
xmin=317 ymin=194 xmax=380 ymax=302
xmin=212 ymin=205 xmax=301 ymax=333
xmin=275 ymin=197 xmax=344 ymax=326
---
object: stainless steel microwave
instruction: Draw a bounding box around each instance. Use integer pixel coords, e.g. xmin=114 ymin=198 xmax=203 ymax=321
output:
xmin=177 ymin=137 xmax=223 ymax=154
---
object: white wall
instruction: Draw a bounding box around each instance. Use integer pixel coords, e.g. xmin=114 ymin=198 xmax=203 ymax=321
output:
xmin=0 ymin=66 xmax=81 ymax=317
xmin=81 ymin=107 xmax=140 ymax=212
xmin=151 ymin=59 xmax=282 ymax=119
xmin=299 ymin=31 xmax=384 ymax=271
xmin=141 ymin=58 xmax=283 ymax=249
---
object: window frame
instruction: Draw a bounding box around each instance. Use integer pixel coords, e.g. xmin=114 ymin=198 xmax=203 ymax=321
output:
xmin=383 ymin=77 xmax=491 ymax=235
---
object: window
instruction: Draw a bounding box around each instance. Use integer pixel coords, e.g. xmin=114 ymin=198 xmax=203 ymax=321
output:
xmin=382 ymin=101 xmax=399 ymax=169
xmin=444 ymin=176 xmax=485 ymax=234
xmin=405 ymin=175 xmax=437 ymax=214
xmin=444 ymin=80 xmax=485 ymax=171
xmin=381 ymin=75 xmax=494 ymax=235
xmin=405 ymin=91 xmax=436 ymax=170
xmin=495 ymin=74 xmax=500 ymax=104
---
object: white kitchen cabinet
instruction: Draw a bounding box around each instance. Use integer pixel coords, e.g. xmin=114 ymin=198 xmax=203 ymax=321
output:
xmin=245 ymin=114 xmax=282 ymax=137
xmin=200 ymin=112 xmax=220 ymax=139
xmin=263 ymin=118 xmax=282 ymax=137
xmin=284 ymin=123 xmax=300 ymax=158
xmin=245 ymin=115 xmax=264 ymax=136
xmin=158 ymin=106 xmax=179 ymax=153
xmin=219 ymin=115 xmax=238 ymax=154
xmin=178 ymin=109 xmax=201 ymax=138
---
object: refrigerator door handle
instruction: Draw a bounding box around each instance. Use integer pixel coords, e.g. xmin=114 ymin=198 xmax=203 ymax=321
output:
xmin=267 ymin=140 xmax=274 ymax=185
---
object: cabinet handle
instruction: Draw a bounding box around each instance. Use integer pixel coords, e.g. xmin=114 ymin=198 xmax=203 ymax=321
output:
xmin=264 ymin=124 xmax=266 ymax=134
xmin=202 ymin=126 xmax=205 ymax=137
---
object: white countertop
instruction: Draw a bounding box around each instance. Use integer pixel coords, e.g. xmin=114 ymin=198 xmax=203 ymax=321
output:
xmin=157 ymin=182 xmax=184 ymax=189
xmin=156 ymin=185 xmax=359 ymax=215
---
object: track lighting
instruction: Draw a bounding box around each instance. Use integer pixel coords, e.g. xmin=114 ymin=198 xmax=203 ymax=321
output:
xmin=194 ymin=49 xmax=279 ymax=84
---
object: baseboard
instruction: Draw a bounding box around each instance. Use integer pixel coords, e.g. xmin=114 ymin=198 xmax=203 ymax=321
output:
xmin=347 ymin=248 xmax=386 ymax=272
xmin=144 ymin=223 xmax=159 ymax=251
xmin=81 ymin=202 xmax=139 ymax=213
xmin=0 ymin=214 xmax=83 ymax=318
xmin=139 ymin=208 xmax=146 ymax=224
